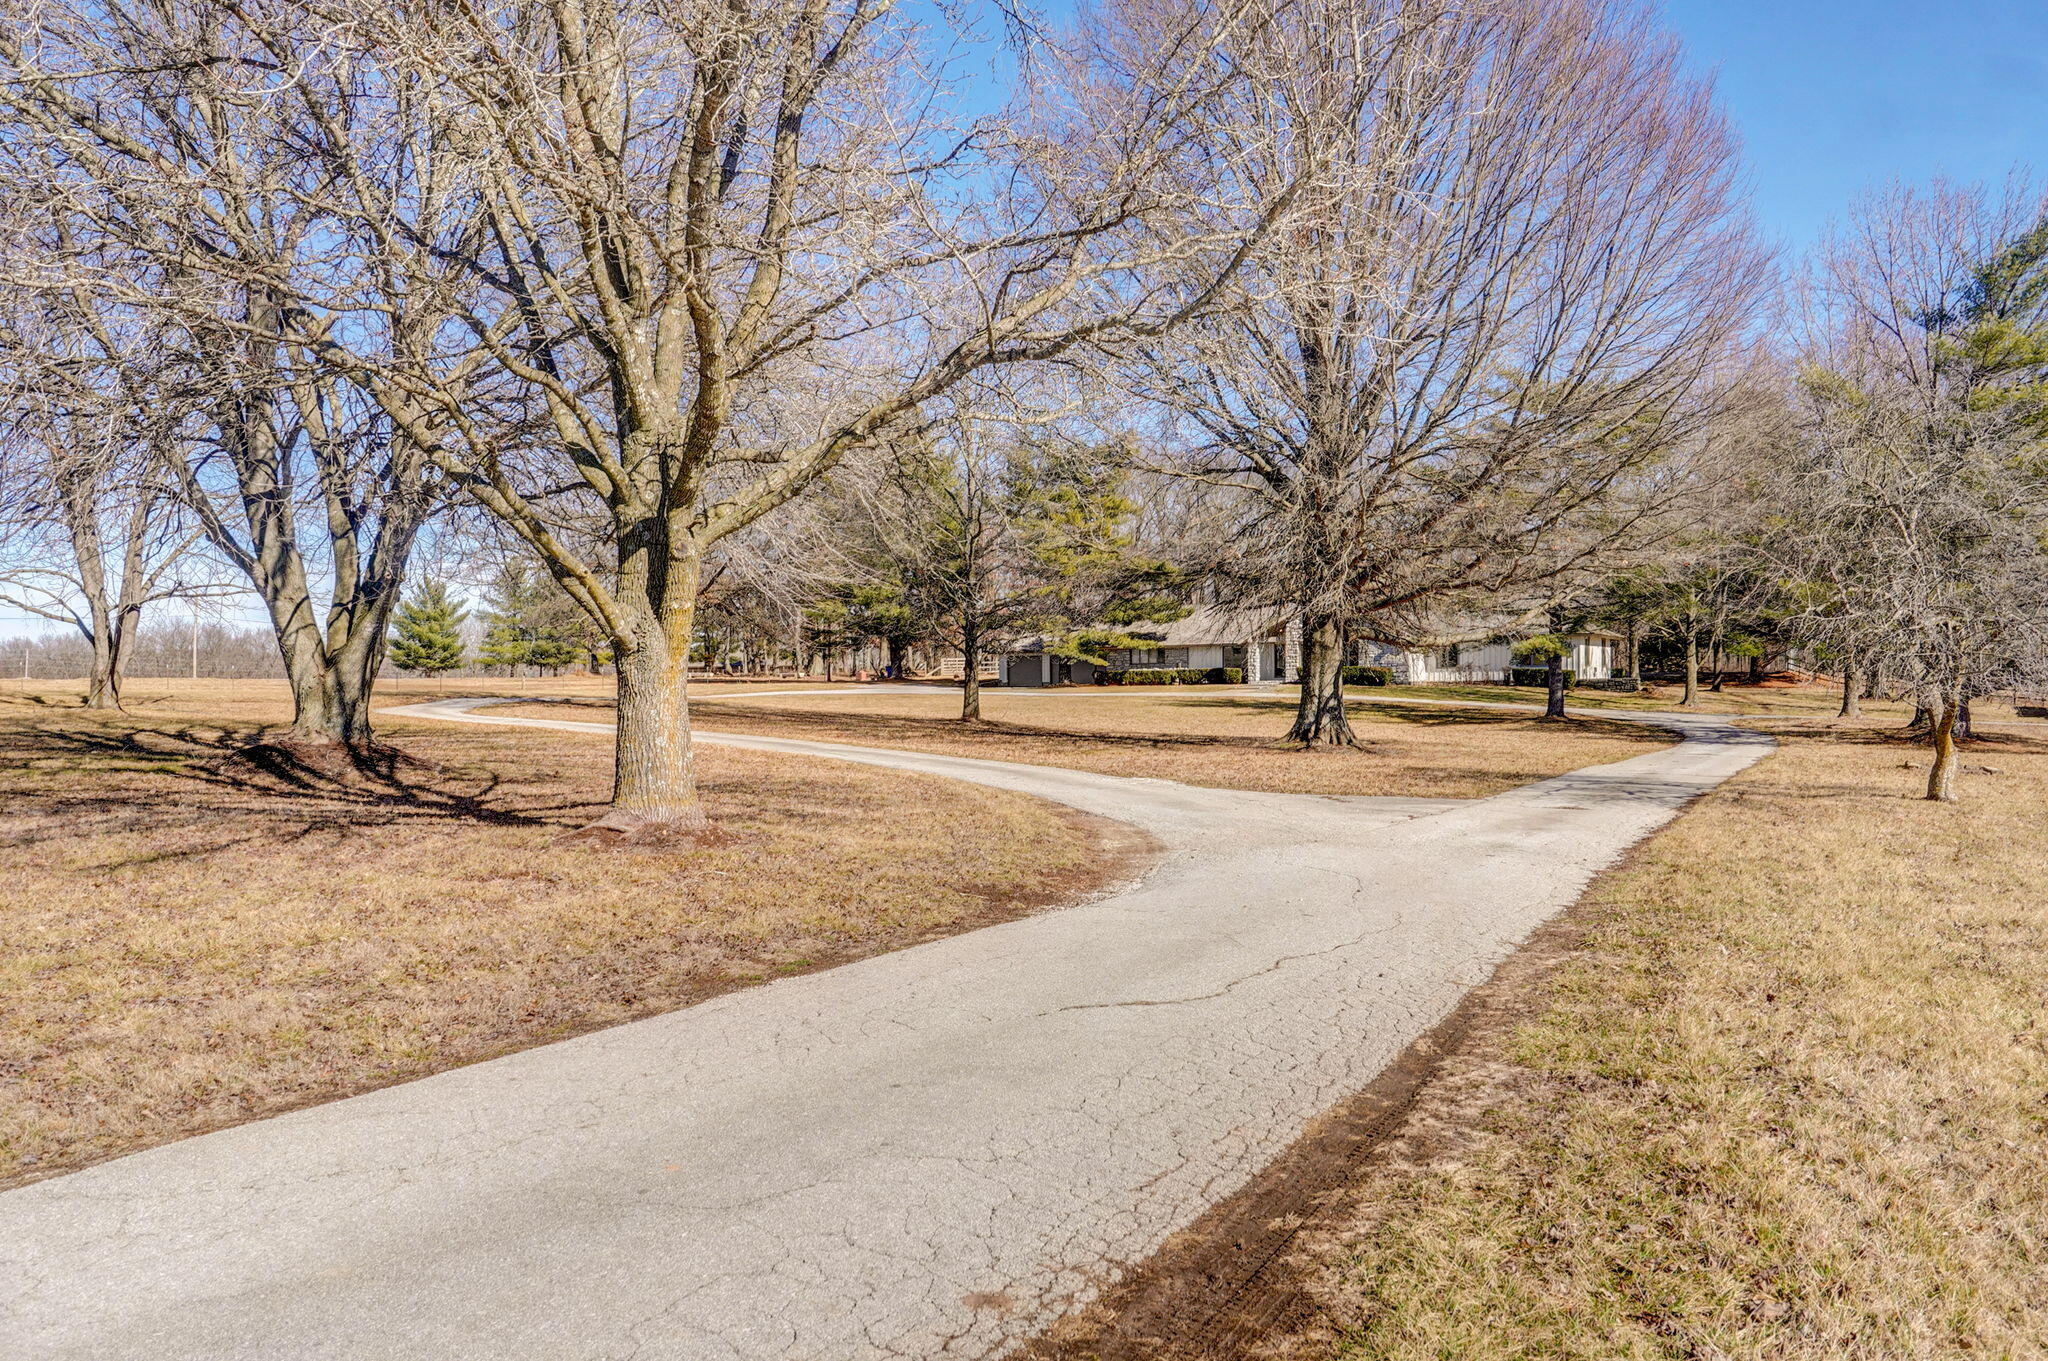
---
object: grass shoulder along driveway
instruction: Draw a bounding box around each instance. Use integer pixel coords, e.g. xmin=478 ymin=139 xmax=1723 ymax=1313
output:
xmin=0 ymin=684 xmax=1142 ymax=1189
xmin=1282 ymin=718 xmax=2048 ymax=1359
xmin=490 ymin=685 xmax=1672 ymax=799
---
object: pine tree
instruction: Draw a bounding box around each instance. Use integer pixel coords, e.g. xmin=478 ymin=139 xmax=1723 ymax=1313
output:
xmin=388 ymin=581 xmax=468 ymax=676
xmin=476 ymin=559 xmax=590 ymax=675
xmin=477 ymin=617 xmax=531 ymax=674
xmin=477 ymin=562 xmax=544 ymax=674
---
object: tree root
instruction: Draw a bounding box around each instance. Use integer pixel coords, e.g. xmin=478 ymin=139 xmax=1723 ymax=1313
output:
xmin=561 ymin=806 xmax=742 ymax=851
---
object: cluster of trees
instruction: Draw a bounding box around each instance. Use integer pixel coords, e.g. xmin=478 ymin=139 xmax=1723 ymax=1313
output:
xmin=0 ymin=0 xmax=2038 ymax=826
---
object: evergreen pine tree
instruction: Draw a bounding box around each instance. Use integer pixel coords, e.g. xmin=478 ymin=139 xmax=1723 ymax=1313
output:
xmin=477 ymin=562 xmax=543 ymax=674
xmin=388 ymin=581 xmax=468 ymax=676
xmin=477 ymin=617 xmax=531 ymax=673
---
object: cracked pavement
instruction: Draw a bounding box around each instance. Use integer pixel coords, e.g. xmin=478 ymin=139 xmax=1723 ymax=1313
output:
xmin=0 ymin=696 xmax=1773 ymax=1360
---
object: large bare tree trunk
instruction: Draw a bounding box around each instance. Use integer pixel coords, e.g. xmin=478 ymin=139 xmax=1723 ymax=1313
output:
xmin=1926 ymin=687 xmax=1962 ymax=802
xmin=1837 ymin=657 xmax=1861 ymax=719
xmin=582 ymin=544 xmax=709 ymax=835
xmin=1681 ymin=637 xmax=1701 ymax=707
xmin=960 ymin=622 xmax=983 ymax=720
xmin=61 ymin=467 xmax=150 ymax=711
xmin=603 ymin=628 xmax=706 ymax=833
xmin=81 ymin=598 xmax=119 ymax=709
xmin=1544 ymin=652 xmax=1567 ymax=719
xmin=1288 ymin=613 xmax=1356 ymax=747
xmin=174 ymin=322 xmax=431 ymax=760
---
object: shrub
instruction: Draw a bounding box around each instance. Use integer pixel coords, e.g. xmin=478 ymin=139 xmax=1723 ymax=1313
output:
xmin=1508 ymin=666 xmax=1575 ymax=688
xmin=1340 ymin=665 xmax=1392 ymax=686
xmin=1105 ymin=666 xmax=1243 ymax=685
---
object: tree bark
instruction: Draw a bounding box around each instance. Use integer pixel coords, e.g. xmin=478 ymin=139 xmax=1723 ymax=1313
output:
xmin=1681 ymin=637 xmax=1700 ymax=707
xmin=177 ymin=329 xmax=430 ymax=756
xmin=601 ymin=622 xmax=708 ymax=832
xmin=1926 ymin=688 xmax=1962 ymax=803
xmin=960 ymin=622 xmax=983 ymax=720
xmin=1287 ymin=613 xmax=1357 ymax=747
xmin=60 ymin=466 xmax=149 ymax=711
xmin=1544 ymin=651 xmax=1567 ymax=719
xmin=1837 ymin=657 xmax=1861 ymax=719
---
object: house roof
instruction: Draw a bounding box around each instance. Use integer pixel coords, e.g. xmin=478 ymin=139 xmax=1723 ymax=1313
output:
xmin=1001 ymin=602 xmax=1619 ymax=654
xmin=1118 ymin=604 xmax=1286 ymax=648
xmin=1004 ymin=603 xmax=1285 ymax=654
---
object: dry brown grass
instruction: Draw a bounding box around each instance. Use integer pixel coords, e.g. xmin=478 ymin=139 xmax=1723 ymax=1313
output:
xmin=1306 ymin=718 xmax=2048 ymax=1359
xmin=487 ymin=684 xmax=1670 ymax=799
xmin=0 ymin=680 xmax=1133 ymax=1188
xmin=1374 ymin=678 xmax=1921 ymax=718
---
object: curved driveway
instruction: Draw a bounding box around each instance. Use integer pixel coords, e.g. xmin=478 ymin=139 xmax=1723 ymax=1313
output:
xmin=0 ymin=696 xmax=1772 ymax=1361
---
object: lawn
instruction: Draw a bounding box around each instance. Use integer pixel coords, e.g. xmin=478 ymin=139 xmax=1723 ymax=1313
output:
xmin=0 ymin=680 xmax=1136 ymax=1188
xmin=1292 ymin=716 xmax=2048 ymax=1358
xmin=489 ymin=683 xmax=1673 ymax=799
xmin=1370 ymin=678 xmax=1915 ymax=718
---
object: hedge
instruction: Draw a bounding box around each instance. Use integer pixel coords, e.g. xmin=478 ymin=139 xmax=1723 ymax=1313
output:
xmin=1507 ymin=666 xmax=1575 ymax=688
xmin=1104 ymin=667 xmax=1212 ymax=685
xmin=1340 ymin=665 xmax=1392 ymax=686
xmin=1101 ymin=666 xmax=1244 ymax=685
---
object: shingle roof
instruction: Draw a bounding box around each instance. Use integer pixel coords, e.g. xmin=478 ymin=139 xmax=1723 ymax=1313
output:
xmin=1117 ymin=604 xmax=1287 ymax=647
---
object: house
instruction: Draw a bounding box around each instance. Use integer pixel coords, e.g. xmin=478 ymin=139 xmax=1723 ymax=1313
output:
xmin=998 ymin=605 xmax=1290 ymax=687
xmin=1362 ymin=632 xmax=1623 ymax=684
xmin=997 ymin=604 xmax=1624 ymax=687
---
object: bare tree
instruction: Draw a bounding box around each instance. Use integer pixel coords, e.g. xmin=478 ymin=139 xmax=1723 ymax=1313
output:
xmin=1779 ymin=179 xmax=2048 ymax=801
xmin=192 ymin=0 xmax=1292 ymax=835
xmin=0 ymin=286 xmax=225 ymax=708
xmin=1126 ymin=0 xmax=1766 ymax=745
xmin=0 ymin=4 xmax=471 ymax=759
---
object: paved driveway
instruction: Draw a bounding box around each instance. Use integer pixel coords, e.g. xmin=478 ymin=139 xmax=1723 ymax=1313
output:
xmin=0 ymin=699 xmax=1771 ymax=1360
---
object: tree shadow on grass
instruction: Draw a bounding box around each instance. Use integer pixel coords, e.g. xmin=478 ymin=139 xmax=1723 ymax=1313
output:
xmin=694 ymin=699 xmax=1312 ymax=752
xmin=1 ymin=717 xmax=583 ymax=868
xmin=1759 ymin=720 xmax=2048 ymax=756
xmin=1183 ymin=693 xmax=1665 ymax=741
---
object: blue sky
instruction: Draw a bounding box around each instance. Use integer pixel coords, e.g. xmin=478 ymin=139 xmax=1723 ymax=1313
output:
xmin=1663 ymin=0 xmax=2048 ymax=251
xmin=7 ymin=0 xmax=2046 ymax=637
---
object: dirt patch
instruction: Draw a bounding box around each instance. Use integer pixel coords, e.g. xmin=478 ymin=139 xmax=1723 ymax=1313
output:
xmin=1013 ymin=904 xmax=1595 ymax=1361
